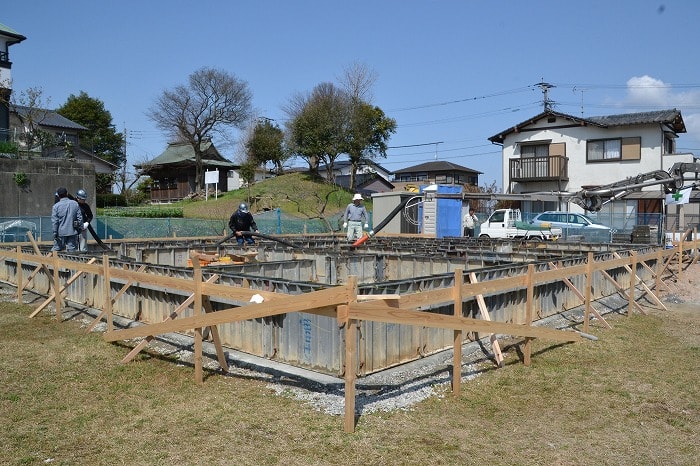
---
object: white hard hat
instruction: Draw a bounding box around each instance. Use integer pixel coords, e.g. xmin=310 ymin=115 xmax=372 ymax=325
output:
xmin=352 ymin=193 xmax=363 ymax=201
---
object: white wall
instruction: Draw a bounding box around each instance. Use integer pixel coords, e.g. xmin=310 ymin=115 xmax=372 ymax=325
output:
xmin=501 ymin=121 xmax=677 ymax=194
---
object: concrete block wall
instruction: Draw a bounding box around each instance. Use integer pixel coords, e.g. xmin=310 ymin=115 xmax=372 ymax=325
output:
xmin=0 ymin=158 xmax=96 ymax=218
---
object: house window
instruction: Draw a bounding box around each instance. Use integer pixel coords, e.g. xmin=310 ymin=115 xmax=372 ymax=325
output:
xmin=664 ymin=134 xmax=676 ymax=154
xmin=521 ymin=143 xmax=549 ymax=158
xmin=587 ymin=139 xmax=622 ymax=161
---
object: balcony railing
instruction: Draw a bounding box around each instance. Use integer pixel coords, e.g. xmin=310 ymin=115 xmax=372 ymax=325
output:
xmin=509 ymin=156 xmax=568 ymax=182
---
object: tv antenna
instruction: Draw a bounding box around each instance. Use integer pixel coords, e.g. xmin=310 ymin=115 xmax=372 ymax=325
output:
xmin=572 ymin=86 xmax=587 ymax=116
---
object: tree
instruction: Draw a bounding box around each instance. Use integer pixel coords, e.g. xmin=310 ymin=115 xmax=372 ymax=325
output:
xmin=339 ymin=62 xmax=396 ymax=191
xmin=284 ymin=82 xmax=351 ymax=180
xmin=10 ymin=86 xmax=57 ymax=155
xmin=147 ymin=67 xmax=253 ymax=191
xmin=245 ymin=119 xmax=287 ymax=175
xmin=57 ymin=91 xmax=125 ymax=194
xmin=346 ymin=102 xmax=396 ymax=191
xmin=57 ymin=91 xmax=125 ymax=166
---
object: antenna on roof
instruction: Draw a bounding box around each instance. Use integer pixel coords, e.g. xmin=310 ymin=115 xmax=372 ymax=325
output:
xmin=573 ymin=86 xmax=587 ymax=116
xmin=434 ymin=141 xmax=442 ymax=160
xmin=536 ymin=81 xmax=556 ymax=111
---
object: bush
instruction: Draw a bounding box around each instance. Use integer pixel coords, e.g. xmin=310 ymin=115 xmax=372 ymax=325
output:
xmin=97 ymin=193 xmax=127 ymax=208
xmin=0 ymin=141 xmax=19 ymax=155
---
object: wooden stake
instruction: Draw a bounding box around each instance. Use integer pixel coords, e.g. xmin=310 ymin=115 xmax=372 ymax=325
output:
xmin=524 ymin=264 xmax=534 ymax=366
xmin=191 ymin=251 xmax=204 ymax=385
xmin=86 ymin=264 xmax=147 ymax=333
xmin=16 ymin=246 xmax=23 ymax=305
xmin=547 ymin=260 xmax=610 ymax=330
xmin=30 ymin=258 xmax=97 ymax=318
xmin=468 ymin=272 xmax=504 ymax=366
xmin=612 ymin=252 xmax=667 ymax=311
xmin=120 ymin=274 xmax=220 ymax=364
xmin=452 ymin=268 xmax=463 ymax=397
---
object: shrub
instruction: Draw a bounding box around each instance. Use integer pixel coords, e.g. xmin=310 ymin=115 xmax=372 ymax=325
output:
xmin=97 ymin=193 xmax=127 ymax=208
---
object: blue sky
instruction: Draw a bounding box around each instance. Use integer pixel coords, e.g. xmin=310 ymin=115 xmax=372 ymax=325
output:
xmin=4 ymin=1 xmax=700 ymax=190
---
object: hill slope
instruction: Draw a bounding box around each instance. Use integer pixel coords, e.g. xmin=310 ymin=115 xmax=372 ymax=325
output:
xmin=181 ymin=172 xmax=369 ymax=222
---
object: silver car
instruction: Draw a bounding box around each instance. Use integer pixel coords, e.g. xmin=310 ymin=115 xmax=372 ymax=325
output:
xmin=530 ymin=211 xmax=612 ymax=241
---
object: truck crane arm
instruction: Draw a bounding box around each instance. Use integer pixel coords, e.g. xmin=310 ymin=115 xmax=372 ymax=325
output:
xmin=570 ymin=162 xmax=700 ymax=211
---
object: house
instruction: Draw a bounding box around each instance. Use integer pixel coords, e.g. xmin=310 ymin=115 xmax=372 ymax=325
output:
xmin=0 ymin=21 xmax=26 ymax=141
xmin=392 ymin=160 xmax=481 ymax=192
xmin=488 ymin=108 xmax=698 ymax=227
xmin=318 ymin=160 xmax=395 ymax=194
xmin=136 ymin=140 xmax=235 ymax=202
xmin=9 ymin=105 xmax=118 ymax=174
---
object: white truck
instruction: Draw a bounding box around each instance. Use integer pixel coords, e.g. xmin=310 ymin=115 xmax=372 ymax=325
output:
xmin=478 ymin=208 xmax=561 ymax=241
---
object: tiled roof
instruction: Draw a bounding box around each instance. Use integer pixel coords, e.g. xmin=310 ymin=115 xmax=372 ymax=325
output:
xmin=489 ymin=109 xmax=685 ymax=144
xmin=393 ymin=160 xmax=482 ymax=174
xmin=0 ymin=22 xmax=26 ymax=43
xmin=12 ymin=105 xmax=87 ymax=131
xmin=136 ymin=141 xmax=234 ymax=168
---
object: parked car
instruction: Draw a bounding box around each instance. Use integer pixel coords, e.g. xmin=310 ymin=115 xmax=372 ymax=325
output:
xmin=529 ymin=211 xmax=612 ymax=241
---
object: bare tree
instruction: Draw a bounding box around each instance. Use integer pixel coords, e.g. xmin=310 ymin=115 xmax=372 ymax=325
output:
xmin=147 ymin=67 xmax=252 ymax=191
xmin=338 ymin=61 xmax=377 ymax=102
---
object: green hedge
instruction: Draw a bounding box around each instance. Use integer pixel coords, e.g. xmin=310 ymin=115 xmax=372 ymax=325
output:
xmin=97 ymin=193 xmax=127 ymax=208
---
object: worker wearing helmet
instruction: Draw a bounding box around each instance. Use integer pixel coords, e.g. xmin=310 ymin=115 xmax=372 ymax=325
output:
xmin=75 ymin=189 xmax=93 ymax=252
xmin=343 ymin=193 xmax=369 ymax=241
xmin=228 ymin=202 xmax=259 ymax=245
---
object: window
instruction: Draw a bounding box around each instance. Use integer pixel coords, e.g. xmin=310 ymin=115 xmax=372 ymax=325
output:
xmin=588 ymin=137 xmax=641 ymax=161
xmin=587 ymin=139 xmax=622 ymax=161
xmin=521 ymin=143 xmax=549 ymax=158
xmin=664 ymin=134 xmax=676 ymax=154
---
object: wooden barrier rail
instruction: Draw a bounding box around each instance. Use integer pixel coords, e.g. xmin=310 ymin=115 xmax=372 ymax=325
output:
xmin=1 ymin=234 xmax=697 ymax=433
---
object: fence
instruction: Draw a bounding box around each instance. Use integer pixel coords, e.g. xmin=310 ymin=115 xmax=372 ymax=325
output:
xmin=0 ymin=210 xmax=346 ymax=242
xmin=2 ymin=232 xmax=697 ymax=432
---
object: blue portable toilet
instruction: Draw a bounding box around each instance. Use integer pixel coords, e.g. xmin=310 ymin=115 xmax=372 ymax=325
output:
xmin=419 ymin=184 xmax=462 ymax=238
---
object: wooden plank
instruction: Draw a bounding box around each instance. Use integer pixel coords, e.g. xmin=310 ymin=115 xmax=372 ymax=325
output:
xmin=461 ymin=274 xmax=529 ymax=297
xmin=86 ymin=264 xmax=148 ymax=333
xmin=192 ymin=252 xmax=204 ymax=384
xmin=599 ymin=269 xmax=645 ymax=314
xmin=524 ymin=264 xmax=535 ymax=366
xmin=16 ymin=246 xmax=23 ymax=305
xmin=104 ymin=285 xmax=350 ymax=342
xmin=612 ymin=252 xmax=667 ymax=311
xmin=453 ymin=269 xmax=463 ymax=397
xmin=547 ymin=261 xmax=611 ymax=330
xmin=348 ymin=305 xmax=581 ymax=342
xmin=103 ymin=255 xmax=114 ymax=333
xmin=468 ymin=272 xmax=504 ymax=367
xmin=29 ymin=258 xmax=97 ymax=318
xmin=119 ymin=274 xmax=220 ymax=363
xmin=202 ymin=295 xmax=229 ymax=372
xmin=344 ymin=316 xmax=357 ymax=433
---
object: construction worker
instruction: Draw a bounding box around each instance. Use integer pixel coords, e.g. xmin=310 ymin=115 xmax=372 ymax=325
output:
xmin=343 ymin=193 xmax=369 ymax=241
xmin=228 ymin=203 xmax=259 ymax=246
xmin=51 ymin=187 xmax=82 ymax=252
xmin=75 ymin=189 xmax=93 ymax=252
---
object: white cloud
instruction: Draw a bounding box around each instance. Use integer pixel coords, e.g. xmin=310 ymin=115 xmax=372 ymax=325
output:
xmin=625 ymin=75 xmax=700 ymax=151
xmin=625 ymin=75 xmax=700 ymax=107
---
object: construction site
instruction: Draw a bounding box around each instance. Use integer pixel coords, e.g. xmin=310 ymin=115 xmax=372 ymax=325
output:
xmin=1 ymin=224 xmax=698 ymax=433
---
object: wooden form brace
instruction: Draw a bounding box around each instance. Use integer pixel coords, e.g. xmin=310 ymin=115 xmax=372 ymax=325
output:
xmin=1 ymin=239 xmax=697 ymax=434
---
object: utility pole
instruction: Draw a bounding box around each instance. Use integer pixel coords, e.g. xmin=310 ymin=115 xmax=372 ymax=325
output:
xmin=536 ymin=81 xmax=555 ymax=111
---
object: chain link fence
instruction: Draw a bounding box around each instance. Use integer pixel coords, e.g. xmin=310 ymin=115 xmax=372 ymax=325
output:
xmin=0 ymin=209 xmax=346 ymax=242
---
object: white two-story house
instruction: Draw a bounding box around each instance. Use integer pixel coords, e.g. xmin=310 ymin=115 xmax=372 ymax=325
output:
xmin=488 ymin=109 xmax=698 ymax=228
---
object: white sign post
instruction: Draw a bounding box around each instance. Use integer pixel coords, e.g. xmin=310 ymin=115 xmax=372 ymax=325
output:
xmin=204 ymin=170 xmax=219 ymax=201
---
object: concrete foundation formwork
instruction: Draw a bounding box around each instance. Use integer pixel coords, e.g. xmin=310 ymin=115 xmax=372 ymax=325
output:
xmin=0 ymin=235 xmax=660 ymax=376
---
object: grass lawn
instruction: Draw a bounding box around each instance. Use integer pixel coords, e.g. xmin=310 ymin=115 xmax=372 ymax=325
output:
xmin=1 ymin=296 xmax=698 ymax=465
